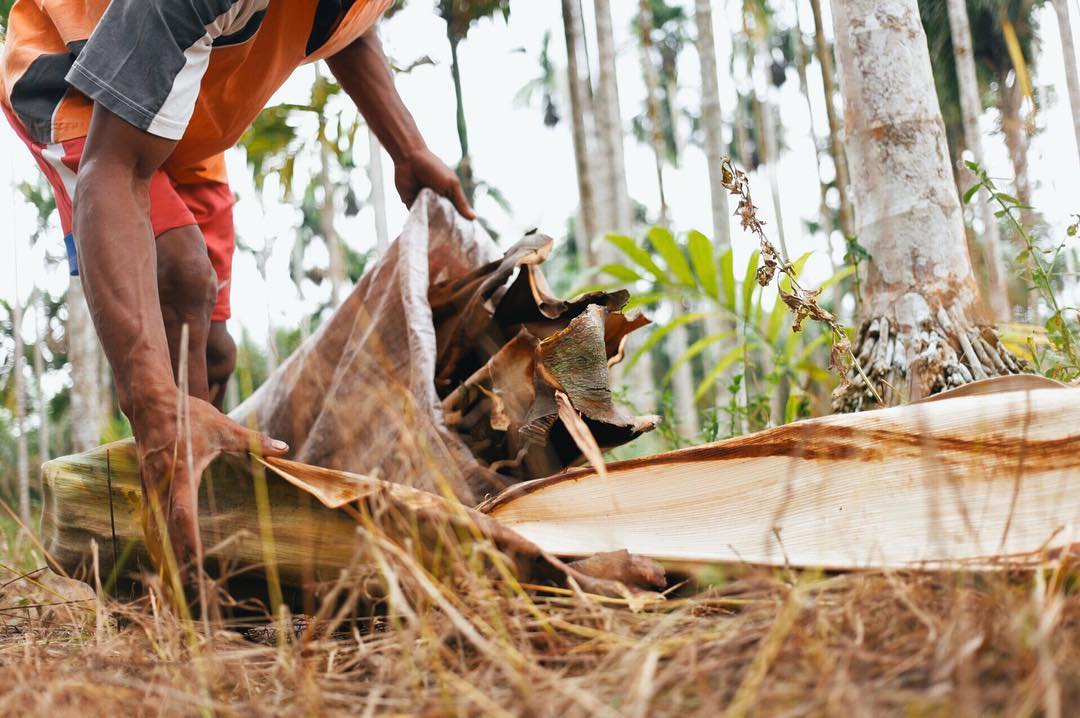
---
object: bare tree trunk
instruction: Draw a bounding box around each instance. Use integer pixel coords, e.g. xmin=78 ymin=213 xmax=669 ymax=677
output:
xmin=319 ymin=138 xmax=346 ymax=306
xmin=33 ymin=293 xmax=49 ymax=466
xmin=593 ymin=0 xmax=634 ymax=242
xmin=593 ymin=0 xmax=653 ymax=410
xmin=13 ymin=297 xmax=30 ymax=522
xmin=1001 ymin=79 xmax=1034 ymax=213
xmin=793 ymin=10 xmax=835 ymax=249
xmin=368 ymin=127 xmax=390 ymax=255
xmin=693 ymin=0 xmax=741 ymax=419
xmin=947 ymin=0 xmax=1010 ymax=321
xmin=693 ymin=0 xmax=732 ymax=252
xmin=639 ymin=3 xmax=670 ymax=225
xmin=562 ymin=0 xmax=599 ymax=265
xmin=810 ymin=0 xmax=855 ymax=240
xmin=1053 ymin=0 xmax=1080 ymax=164
xmin=67 ymin=278 xmax=104 ymax=453
xmin=639 ymin=0 xmax=695 ymax=436
xmin=751 ymin=27 xmax=790 ymax=261
xmin=831 ymin=0 xmax=1021 ymax=411
xmin=1000 ymin=79 xmax=1039 ymax=317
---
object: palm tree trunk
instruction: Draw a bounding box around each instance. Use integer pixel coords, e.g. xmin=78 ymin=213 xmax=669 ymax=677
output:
xmin=809 ymin=0 xmax=854 ymax=240
xmin=368 ymin=127 xmax=391 ymax=255
xmin=639 ymin=0 xmax=695 ymax=436
xmin=33 ymin=292 xmax=49 ymax=466
xmin=751 ymin=27 xmax=790 ymax=261
xmin=593 ymin=0 xmax=633 ymax=240
xmin=1053 ymin=0 xmax=1080 ymax=164
xmin=593 ymin=0 xmax=653 ymax=411
xmin=793 ymin=13 xmax=835 ymax=250
xmin=13 ymin=296 xmax=30 ymax=522
xmin=830 ymin=0 xmax=1021 ymax=411
xmin=693 ymin=0 xmax=731 ymax=253
xmin=1000 ymin=78 xmax=1037 ymax=317
xmin=67 ymin=278 xmax=104 ymax=453
xmin=694 ymin=0 xmax=743 ymax=420
xmin=561 ymin=0 xmax=599 ymax=264
xmin=947 ymin=0 xmax=1010 ymax=322
xmin=319 ymin=135 xmax=346 ymax=306
xmin=447 ymin=29 xmax=476 ymax=205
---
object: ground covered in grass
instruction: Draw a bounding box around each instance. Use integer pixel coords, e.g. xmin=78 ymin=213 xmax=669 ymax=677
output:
xmin=1 ymin=502 xmax=1078 ymax=718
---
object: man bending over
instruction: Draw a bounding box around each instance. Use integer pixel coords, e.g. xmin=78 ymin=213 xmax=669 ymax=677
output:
xmin=1 ymin=0 xmax=474 ymax=569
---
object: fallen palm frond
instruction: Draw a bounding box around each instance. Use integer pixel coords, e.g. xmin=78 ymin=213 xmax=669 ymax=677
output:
xmin=41 ymin=378 xmax=1080 ymax=598
xmin=484 ymin=380 xmax=1080 ymax=570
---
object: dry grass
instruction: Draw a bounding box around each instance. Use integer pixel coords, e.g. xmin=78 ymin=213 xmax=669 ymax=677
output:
xmin=1 ymin=503 xmax=1078 ymax=718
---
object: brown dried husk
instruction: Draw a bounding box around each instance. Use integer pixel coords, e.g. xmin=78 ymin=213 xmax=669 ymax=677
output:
xmin=229 ymin=190 xmax=655 ymax=505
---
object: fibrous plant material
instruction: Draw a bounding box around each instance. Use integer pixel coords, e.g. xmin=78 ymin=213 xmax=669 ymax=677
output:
xmin=40 ymin=445 xmax=665 ymax=601
xmin=483 ymin=380 xmax=1080 ymax=570
xmin=230 ymin=190 xmax=655 ymax=504
xmin=42 ymin=380 xmax=1080 ymax=596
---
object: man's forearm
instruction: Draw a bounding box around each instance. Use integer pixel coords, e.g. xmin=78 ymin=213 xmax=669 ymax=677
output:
xmin=327 ymin=30 xmax=425 ymax=163
xmin=73 ymin=159 xmax=177 ymax=430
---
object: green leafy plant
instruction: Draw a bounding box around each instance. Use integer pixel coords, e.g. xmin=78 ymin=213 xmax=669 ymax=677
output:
xmin=583 ymin=223 xmax=851 ymax=436
xmin=964 ymin=160 xmax=1080 ymax=381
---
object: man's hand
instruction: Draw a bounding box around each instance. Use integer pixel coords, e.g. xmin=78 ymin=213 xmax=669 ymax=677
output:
xmin=395 ymin=147 xmax=475 ymax=219
xmin=327 ymin=30 xmax=477 ymax=221
xmin=135 ymin=395 xmax=288 ymax=573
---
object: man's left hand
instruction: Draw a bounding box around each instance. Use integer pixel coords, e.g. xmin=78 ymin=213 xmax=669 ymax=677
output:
xmin=395 ymin=147 xmax=476 ymax=220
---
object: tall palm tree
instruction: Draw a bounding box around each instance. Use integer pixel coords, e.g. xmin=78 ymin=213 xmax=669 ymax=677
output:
xmin=831 ymin=0 xmax=1020 ymax=411
xmin=33 ymin=291 xmax=49 ymax=467
xmin=437 ymin=0 xmax=511 ymax=205
xmin=744 ymin=0 xmax=790 ymax=260
xmin=692 ymin=0 xmax=732 ymax=254
xmin=66 ymin=278 xmax=104 ymax=453
xmin=946 ymin=0 xmax=1010 ymax=321
xmin=638 ymin=0 xmax=696 ymax=435
xmin=368 ymin=127 xmax=391 ymax=254
xmin=561 ymin=0 xmax=600 ymax=263
xmin=791 ymin=8 xmax=835 ymax=250
xmin=594 ymin=0 xmax=634 ymax=242
xmin=12 ymin=294 xmax=30 ymax=522
xmin=809 ymin=0 xmax=855 ymax=240
xmin=1052 ymin=0 xmax=1080 ymax=163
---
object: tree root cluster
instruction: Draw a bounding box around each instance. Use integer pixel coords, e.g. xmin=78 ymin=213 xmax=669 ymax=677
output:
xmin=833 ymin=306 xmax=1025 ymax=412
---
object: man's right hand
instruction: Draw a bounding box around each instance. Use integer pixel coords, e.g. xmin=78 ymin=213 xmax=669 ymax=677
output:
xmin=133 ymin=395 xmax=289 ymax=577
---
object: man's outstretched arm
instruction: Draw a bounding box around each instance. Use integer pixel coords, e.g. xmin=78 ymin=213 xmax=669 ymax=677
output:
xmin=327 ymin=29 xmax=476 ymax=219
xmin=74 ymin=105 xmax=288 ymax=572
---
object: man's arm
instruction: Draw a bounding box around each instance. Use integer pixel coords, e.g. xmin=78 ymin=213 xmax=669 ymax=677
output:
xmin=75 ymin=106 xmax=287 ymax=572
xmin=326 ymin=29 xmax=476 ymax=219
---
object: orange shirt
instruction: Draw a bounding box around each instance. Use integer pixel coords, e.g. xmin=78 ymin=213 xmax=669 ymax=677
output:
xmin=1 ymin=0 xmax=391 ymax=183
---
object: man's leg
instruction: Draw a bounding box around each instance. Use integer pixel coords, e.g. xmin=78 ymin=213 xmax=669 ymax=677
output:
xmin=206 ymin=320 xmax=237 ymax=409
xmin=171 ymin=178 xmax=238 ymax=410
xmin=155 ymin=225 xmax=218 ymax=401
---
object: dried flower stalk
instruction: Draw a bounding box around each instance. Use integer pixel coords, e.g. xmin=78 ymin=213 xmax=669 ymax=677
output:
xmin=720 ymin=158 xmax=883 ymax=405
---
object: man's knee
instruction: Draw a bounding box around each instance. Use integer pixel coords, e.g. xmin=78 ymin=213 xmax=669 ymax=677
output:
xmin=157 ymin=226 xmax=217 ymax=322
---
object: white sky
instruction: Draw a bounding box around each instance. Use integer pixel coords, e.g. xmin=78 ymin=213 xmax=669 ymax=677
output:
xmin=2 ymin=0 xmax=1079 ymax=344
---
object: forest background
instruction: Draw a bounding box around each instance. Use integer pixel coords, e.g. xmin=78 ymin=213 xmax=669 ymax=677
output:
xmin=1 ymin=0 xmax=1079 ymax=517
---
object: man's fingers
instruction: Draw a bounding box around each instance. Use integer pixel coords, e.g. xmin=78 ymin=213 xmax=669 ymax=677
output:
xmin=239 ymin=428 xmax=289 ymax=457
xmin=449 ymin=181 xmax=476 ymax=220
xmin=216 ymin=415 xmax=289 ymax=457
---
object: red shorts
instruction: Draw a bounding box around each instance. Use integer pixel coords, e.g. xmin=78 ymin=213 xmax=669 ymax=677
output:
xmin=4 ymin=108 xmax=235 ymax=321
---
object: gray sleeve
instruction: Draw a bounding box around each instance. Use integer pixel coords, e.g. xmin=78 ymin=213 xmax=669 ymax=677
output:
xmin=65 ymin=0 xmax=248 ymax=140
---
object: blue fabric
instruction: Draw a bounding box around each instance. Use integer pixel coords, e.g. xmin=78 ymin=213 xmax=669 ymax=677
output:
xmin=64 ymin=232 xmax=79 ymax=276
